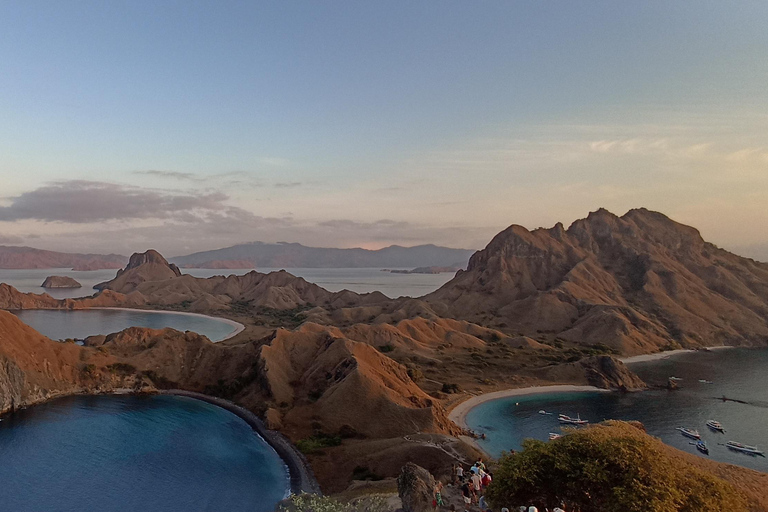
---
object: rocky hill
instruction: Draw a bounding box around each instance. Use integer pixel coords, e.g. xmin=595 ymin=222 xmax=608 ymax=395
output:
xmin=427 ymin=208 xmax=768 ymax=355
xmin=0 ymin=246 xmax=126 ymax=270
xmin=93 ymin=249 xmax=390 ymax=314
xmin=171 ymin=242 xmax=474 ymax=269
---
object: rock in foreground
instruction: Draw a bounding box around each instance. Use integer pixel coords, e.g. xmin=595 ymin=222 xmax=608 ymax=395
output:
xmin=397 ymin=463 xmax=436 ymax=512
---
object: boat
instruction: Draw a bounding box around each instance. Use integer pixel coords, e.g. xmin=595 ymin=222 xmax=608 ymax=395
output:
xmin=676 ymin=427 xmax=701 ymax=440
xmin=726 ymin=441 xmax=765 ymax=456
xmin=706 ymin=420 xmax=725 ymax=433
xmin=548 ymin=432 xmax=562 ymax=440
xmin=558 ymin=414 xmax=589 ymax=425
xmin=669 ymin=376 xmax=683 ymax=381
xmin=696 ymin=440 xmax=709 ymax=455
xmin=698 ymin=379 xmax=713 ymax=384
xmin=538 ymin=410 xmax=552 ymax=415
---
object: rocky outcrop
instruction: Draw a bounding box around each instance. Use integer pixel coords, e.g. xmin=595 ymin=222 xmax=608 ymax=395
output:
xmin=397 ymin=463 xmax=436 ymax=512
xmin=95 ymin=249 xmax=182 ymax=292
xmin=427 ymin=208 xmax=768 ymax=355
xmin=536 ymin=355 xmax=646 ymax=391
xmin=41 ymin=276 xmax=82 ymax=288
xmin=580 ymin=355 xmax=647 ymax=390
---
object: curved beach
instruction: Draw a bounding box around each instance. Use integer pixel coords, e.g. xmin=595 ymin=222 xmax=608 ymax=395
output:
xmin=449 ymin=385 xmax=608 ymax=430
xmin=89 ymin=307 xmax=245 ymax=341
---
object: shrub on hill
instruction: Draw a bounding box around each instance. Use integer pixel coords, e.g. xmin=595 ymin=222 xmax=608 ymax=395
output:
xmin=486 ymin=421 xmax=746 ymax=512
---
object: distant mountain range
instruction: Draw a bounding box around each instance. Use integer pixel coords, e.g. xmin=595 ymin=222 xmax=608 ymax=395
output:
xmin=0 ymin=246 xmax=126 ymax=270
xmin=0 ymin=242 xmax=474 ymax=270
xmin=169 ymin=242 xmax=474 ymax=269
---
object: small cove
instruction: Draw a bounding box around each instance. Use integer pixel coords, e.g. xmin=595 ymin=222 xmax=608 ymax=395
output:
xmin=12 ymin=308 xmax=242 ymax=342
xmin=465 ymin=348 xmax=768 ymax=473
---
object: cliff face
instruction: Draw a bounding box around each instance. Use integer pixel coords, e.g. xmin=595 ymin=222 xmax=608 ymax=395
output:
xmin=428 ymin=208 xmax=768 ymax=355
xmin=0 ymin=310 xmax=84 ymax=412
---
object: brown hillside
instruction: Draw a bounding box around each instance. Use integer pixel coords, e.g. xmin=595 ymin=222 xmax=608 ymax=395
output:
xmin=427 ymin=208 xmax=768 ymax=355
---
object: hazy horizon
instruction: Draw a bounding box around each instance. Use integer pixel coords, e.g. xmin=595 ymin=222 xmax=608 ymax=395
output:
xmin=2 ymin=2 xmax=768 ymax=260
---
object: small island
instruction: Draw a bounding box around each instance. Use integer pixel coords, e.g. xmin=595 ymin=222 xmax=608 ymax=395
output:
xmin=41 ymin=276 xmax=82 ymax=289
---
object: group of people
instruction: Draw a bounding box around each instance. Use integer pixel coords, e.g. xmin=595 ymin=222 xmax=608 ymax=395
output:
xmin=451 ymin=459 xmax=492 ymax=509
xmin=439 ymin=458 xmax=566 ymax=512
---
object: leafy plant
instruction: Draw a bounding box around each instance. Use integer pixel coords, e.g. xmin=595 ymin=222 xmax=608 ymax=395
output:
xmin=486 ymin=421 xmax=747 ymax=512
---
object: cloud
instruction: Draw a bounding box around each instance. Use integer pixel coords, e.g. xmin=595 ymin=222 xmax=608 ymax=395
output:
xmin=133 ymin=170 xmax=205 ymax=182
xmin=274 ymin=182 xmax=302 ymax=188
xmin=0 ymin=180 xmax=242 ymax=223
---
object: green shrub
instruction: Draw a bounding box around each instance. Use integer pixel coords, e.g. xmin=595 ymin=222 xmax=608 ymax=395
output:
xmin=486 ymin=421 xmax=747 ymax=512
xmin=296 ymin=433 xmax=342 ymax=454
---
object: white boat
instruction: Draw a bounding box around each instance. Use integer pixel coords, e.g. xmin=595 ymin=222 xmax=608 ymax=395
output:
xmin=558 ymin=414 xmax=589 ymax=425
xmin=669 ymin=376 xmax=683 ymax=381
xmin=726 ymin=441 xmax=764 ymax=456
xmin=706 ymin=420 xmax=725 ymax=433
xmin=548 ymin=432 xmax=562 ymax=440
xmin=698 ymin=379 xmax=713 ymax=384
xmin=676 ymin=427 xmax=701 ymax=440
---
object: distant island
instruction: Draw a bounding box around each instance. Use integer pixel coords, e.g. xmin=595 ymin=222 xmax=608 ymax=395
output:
xmin=0 ymin=246 xmax=126 ymax=270
xmin=0 ymin=242 xmax=473 ymax=271
xmin=41 ymin=276 xmax=82 ymax=288
xmin=170 ymin=241 xmax=473 ymax=269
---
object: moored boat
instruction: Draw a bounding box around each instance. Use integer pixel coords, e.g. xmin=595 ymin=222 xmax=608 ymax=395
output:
xmin=676 ymin=427 xmax=701 ymax=440
xmin=548 ymin=432 xmax=562 ymax=440
xmin=696 ymin=440 xmax=709 ymax=455
xmin=706 ymin=420 xmax=725 ymax=433
xmin=726 ymin=441 xmax=764 ymax=456
xmin=558 ymin=414 xmax=589 ymax=425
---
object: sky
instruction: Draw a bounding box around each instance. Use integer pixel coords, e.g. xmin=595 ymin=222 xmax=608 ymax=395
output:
xmin=1 ymin=1 xmax=768 ymax=259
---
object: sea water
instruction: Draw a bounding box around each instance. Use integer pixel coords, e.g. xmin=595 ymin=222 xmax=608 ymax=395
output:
xmin=0 ymin=266 xmax=455 ymax=299
xmin=12 ymin=309 xmax=239 ymax=342
xmin=0 ymin=395 xmax=288 ymax=512
xmin=465 ymin=348 xmax=768 ymax=473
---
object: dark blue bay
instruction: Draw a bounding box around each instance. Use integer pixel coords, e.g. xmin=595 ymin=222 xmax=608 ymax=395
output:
xmin=466 ymin=348 xmax=768 ymax=473
xmin=0 ymin=395 xmax=289 ymax=512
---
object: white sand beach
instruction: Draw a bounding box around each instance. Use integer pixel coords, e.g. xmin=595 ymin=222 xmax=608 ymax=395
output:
xmin=89 ymin=307 xmax=245 ymax=341
xmin=620 ymin=345 xmax=735 ymax=364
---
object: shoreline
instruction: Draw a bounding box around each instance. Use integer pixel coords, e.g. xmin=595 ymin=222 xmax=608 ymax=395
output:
xmin=449 ymin=384 xmax=608 ymax=430
xmin=160 ymin=389 xmax=320 ymax=496
xmin=86 ymin=307 xmax=245 ymax=341
xmin=620 ymin=345 xmax=735 ymax=364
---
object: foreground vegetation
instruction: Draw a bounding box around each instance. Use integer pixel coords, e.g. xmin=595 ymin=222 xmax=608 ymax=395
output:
xmin=486 ymin=421 xmax=747 ymax=512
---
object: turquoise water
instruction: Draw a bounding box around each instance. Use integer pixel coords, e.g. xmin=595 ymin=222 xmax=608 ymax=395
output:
xmin=12 ymin=309 xmax=239 ymax=342
xmin=466 ymin=348 xmax=768 ymax=472
xmin=0 ymin=395 xmax=288 ymax=512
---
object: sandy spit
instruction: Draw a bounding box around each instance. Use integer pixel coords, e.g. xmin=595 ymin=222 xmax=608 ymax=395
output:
xmin=620 ymin=345 xmax=735 ymax=364
xmin=88 ymin=307 xmax=245 ymax=341
xmin=448 ymin=385 xmax=608 ymax=430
